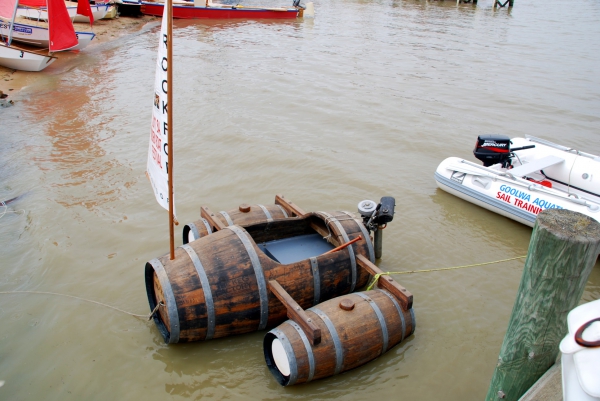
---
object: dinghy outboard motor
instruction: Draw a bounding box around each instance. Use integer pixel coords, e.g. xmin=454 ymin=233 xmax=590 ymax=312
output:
xmin=473 ymin=134 xmax=512 ymax=167
xmin=473 ymin=134 xmax=536 ymax=168
xmin=358 ymin=196 xmax=395 ymax=259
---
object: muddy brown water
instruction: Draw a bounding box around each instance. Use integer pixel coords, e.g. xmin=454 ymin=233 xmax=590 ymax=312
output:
xmin=1 ymin=0 xmax=599 ymax=399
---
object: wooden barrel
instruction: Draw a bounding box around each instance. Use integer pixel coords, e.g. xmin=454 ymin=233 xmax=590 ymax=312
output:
xmin=146 ymin=212 xmax=375 ymax=343
xmin=182 ymin=203 xmax=291 ymax=244
xmin=263 ymin=289 xmax=416 ymax=386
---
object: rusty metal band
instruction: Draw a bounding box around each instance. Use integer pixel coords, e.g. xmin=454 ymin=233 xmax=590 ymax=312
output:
xmin=271 ymin=328 xmax=298 ymax=385
xmin=288 ymin=321 xmax=315 ymax=382
xmin=318 ymin=212 xmax=357 ymax=291
xmin=276 ymin=204 xmax=289 ymax=218
xmin=180 ymin=244 xmax=215 ymax=340
xmin=201 ymin=218 xmax=213 ymax=234
xmin=219 ymin=211 xmax=234 ymax=226
xmin=310 ymin=307 xmax=344 ymax=375
xmin=187 ymin=223 xmax=200 ymax=242
xmin=227 ymin=225 xmax=268 ymax=330
xmin=410 ymin=308 xmax=416 ymax=336
xmin=378 ymin=289 xmax=406 ymax=342
xmin=310 ymin=257 xmax=320 ymax=305
xmin=257 ymin=204 xmax=273 ymax=222
xmin=149 ymin=258 xmax=180 ymax=343
xmin=341 ymin=211 xmax=375 ymax=263
xmin=356 ymin=292 xmax=389 ymax=354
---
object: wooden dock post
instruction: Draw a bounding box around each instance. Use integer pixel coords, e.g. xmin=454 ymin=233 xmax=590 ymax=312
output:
xmin=486 ymin=209 xmax=600 ymax=401
xmin=485 ymin=209 xmax=600 ymax=401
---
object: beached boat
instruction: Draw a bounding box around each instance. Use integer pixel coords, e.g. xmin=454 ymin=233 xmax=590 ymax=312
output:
xmin=140 ymin=0 xmax=302 ymax=19
xmin=435 ymin=135 xmax=600 ymax=227
xmin=0 ymin=20 xmax=95 ymax=50
xmin=1 ymin=0 xmax=77 ymax=71
xmin=16 ymin=1 xmax=110 ymax=22
xmin=0 ymin=42 xmax=56 ymax=71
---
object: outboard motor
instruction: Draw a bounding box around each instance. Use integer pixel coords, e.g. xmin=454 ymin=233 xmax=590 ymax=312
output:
xmin=473 ymin=134 xmax=536 ymax=168
xmin=358 ymin=197 xmax=396 ymax=259
xmin=473 ymin=134 xmax=512 ymax=167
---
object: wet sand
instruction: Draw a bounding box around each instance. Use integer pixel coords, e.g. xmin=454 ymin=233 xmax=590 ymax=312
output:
xmin=0 ymin=14 xmax=156 ymax=100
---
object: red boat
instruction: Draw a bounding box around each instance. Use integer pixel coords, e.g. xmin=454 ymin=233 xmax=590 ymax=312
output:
xmin=140 ymin=1 xmax=301 ymax=19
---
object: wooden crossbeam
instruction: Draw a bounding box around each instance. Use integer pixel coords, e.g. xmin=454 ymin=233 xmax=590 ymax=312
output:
xmin=268 ymin=279 xmax=321 ymax=345
xmin=275 ymin=194 xmax=307 ymax=217
xmin=356 ymin=254 xmax=413 ymax=310
xmin=200 ymin=206 xmax=226 ymax=231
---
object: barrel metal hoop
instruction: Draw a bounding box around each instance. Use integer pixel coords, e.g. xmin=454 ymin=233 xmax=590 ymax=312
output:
xmin=271 ymin=328 xmax=298 ymax=385
xmin=201 ymin=218 xmax=213 ymax=234
xmin=310 ymin=257 xmax=320 ymax=305
xmin=276 ymin=204 xmax=289 ymax=218
xmin=219 ymin=211 xmax=234 ymax=226
xmin=149 ymin=258 xmax=180 ymax=343
xmin=378 ymin=289 xmax=406 ymax=342
xmin=188 ymin=223 xmax=200 ymax=242
xmin=356 ymin=292 xmax=389 ymax=353
xmin=341 ymin=210 xmax=375 ymax=264
xmin=227 ymin=225 xmax=268 ymax=330
xmin=318 ymin=212 xmax=357 ymax=291
xmin=288 ymin=321 xmax=315 ymax=382
xmin=310 ymin=307 xmax=344 ymax=375
xmin=180 ymin=244 xmax=215 ymax=340
xmin=410 ymin=308 xmax=416 ymax=336
xmin=257 ymin=204 xmax=274 ymax=222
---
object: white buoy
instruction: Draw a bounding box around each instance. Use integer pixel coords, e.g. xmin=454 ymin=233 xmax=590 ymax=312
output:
xmin=303 ymin=2 xmax=314 ymax=18
xmin=271 ymin=338 xmax=291 ymax=377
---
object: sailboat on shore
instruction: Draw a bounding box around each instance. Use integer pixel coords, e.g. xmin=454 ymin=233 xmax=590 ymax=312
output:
xmin=0 ymin=0 xmax=79 ymax=71
xmin=1 ymin=0 xmax=95 ymax=52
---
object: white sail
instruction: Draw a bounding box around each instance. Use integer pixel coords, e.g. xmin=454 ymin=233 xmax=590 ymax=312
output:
xmin=147 ymin=6 xmax=175 ymax=215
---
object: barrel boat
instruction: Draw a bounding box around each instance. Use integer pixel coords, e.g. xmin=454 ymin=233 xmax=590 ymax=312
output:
xmin=145 ymin=195 xmax=401 ymax=344
xmin=435 ymin=135 xmax=600 ymax=227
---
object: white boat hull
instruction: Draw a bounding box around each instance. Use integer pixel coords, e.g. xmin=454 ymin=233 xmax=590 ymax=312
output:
xmin=0 ymin=21 xmax=95 ymax=51
xmin=0 ymin=44 xmax=56 ymax=71
xmin=435 ymin=137 xmax=600 ymax=227
xmin=16 ymin=3 xmax=110 ymax=23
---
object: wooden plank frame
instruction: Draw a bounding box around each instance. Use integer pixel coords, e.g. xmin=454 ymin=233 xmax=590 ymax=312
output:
xmin=200 ymin=206 xmax=227 ymax=232
xmin=268 ymin=279 xmax=321 ymax=345
xmin=356 ymin=254 xmax=413 ymax=310
xmin=275 ymin=194 xmax=307 ymax=217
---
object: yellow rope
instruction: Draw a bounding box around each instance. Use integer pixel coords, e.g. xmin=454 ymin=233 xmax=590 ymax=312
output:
xmin=366 ymin=255 xmax=527 ymax=290
xmin=0 ymin=290 xmax=154 ymax=320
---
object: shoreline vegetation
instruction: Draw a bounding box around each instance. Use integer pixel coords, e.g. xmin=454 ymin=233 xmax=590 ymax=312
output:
xmin=0 ymin=14 xmax=157 ymax=102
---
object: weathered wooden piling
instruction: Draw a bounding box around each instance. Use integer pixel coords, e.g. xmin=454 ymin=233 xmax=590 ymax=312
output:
xmin=485 ymin=209 xmax=600 ymax=401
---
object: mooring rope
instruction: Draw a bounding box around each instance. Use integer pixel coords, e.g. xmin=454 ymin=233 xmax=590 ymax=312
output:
xmin=366 ymin=255 xmax=527 ymax=290
xmin=0 ymin=290 xmax=158 ymax=320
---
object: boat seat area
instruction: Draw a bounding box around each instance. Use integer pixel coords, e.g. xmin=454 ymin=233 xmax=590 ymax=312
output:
xmin=257 ymin=233 xmax=334 ymax=264
xmin=510 ymin=155 xmax=564 ymax=177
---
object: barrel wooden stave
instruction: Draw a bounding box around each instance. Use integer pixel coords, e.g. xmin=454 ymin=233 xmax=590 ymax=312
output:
xmin=183 ymin=204 xmax=291 ymax=244
xmin=182 ymin=218 xmax=212 ymax=244
xmin=217 ymin=204 xmax=289 ymax=227
xmin=264 ymin=289 xmax=416 ymax=385
xmin=148 ymin=213 xmax=376 ymax=343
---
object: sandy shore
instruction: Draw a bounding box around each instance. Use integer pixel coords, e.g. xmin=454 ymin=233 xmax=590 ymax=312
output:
xmin=0 ymin=13 xmax=156 ymax=102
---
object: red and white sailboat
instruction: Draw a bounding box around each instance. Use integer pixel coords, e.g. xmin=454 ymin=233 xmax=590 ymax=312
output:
xmin=1 ymin=0 xmax=96 ymax=51
xmin=0 ymin=0 xmax=80 ymax=71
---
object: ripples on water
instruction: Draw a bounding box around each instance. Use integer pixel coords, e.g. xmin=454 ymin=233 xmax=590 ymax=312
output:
xmin=1 ymin=0 xmax=599 ymax=399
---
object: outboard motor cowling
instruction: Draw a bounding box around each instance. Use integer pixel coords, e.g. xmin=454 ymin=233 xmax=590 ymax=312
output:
xmin=473 ymin=134 xmax=512 ymax=167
